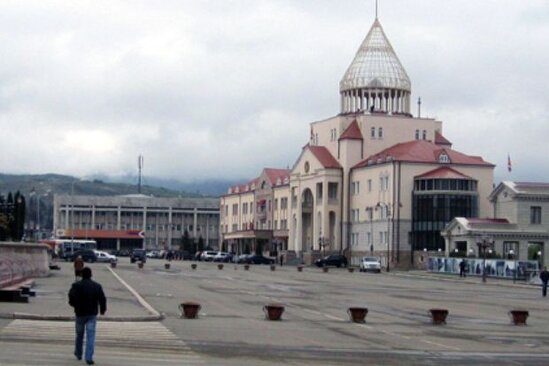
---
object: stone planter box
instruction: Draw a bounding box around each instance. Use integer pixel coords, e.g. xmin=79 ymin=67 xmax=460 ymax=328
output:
xmin=509 ymin=310 xmax=529 ymax=325
xmin=429 ymin=309 xmax=449 ymax=325
xmin=297 ymin=266 xmax=303 ymax=272
xmin=244 ymin=264 xmax=250 ymax=271
xmin=348 ymin=267 xmax=355 ymax=273
xmin=347 ymin=307 xmax=368 ymax=323
xmin=322 ymin=267 xmax=329 ymax=273
xmin=191 ymin=263 xmax=197 ymax=270
xmin=138 ymin=262 xmax=144 ymax=269
xmin=264 ymin=303 xmax=285 ymax=321
xmin=270 ymin=265 xmax=276 ymax=271
xmin=217 ymin=263 xmax=224 ymax=270
xmin=110 ymin=261 xmax=117 ymax=268
xmin=165 ymin=263 xmax=170 ymax=270
xmin=179 ymin=302 xmax=201 ymax=319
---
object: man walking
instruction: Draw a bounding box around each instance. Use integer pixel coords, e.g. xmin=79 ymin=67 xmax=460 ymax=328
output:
xmin=540 ymin=267 xmax=549 ymax=297
xmin=459 ymin=260 xmax=466 ymax=278
xmin=69 ymin=267 xmax=107 ymax=365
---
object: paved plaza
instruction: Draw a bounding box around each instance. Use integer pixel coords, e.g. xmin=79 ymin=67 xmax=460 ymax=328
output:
xmin=1 ymin=260 xmax=549 ymax=365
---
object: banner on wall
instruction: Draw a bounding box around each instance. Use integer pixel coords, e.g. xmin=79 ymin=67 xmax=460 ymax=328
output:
xmin=427 ymin=257 xmax=540 ymax=280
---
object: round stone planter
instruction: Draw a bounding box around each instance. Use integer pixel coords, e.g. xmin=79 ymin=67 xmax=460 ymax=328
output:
xmin=347 ymin=307 xmax=368 ymax=323
xmin=322 ymin=267 xmax=329 ymax=273
xmin=165 ymin=263 xmax=171 ymax=270
xmin=270 ymin=265 xmax=276 ymax=271
xmin=110 ymin=261 xmax=117 ymax=268
xmin=297 ymin=266 xmax=303 ymax=272
xmin=509 ymin=310 xmax=529 ymax=325
xmin=138 ymin=262 xmax=144 ymax=269
xmin=429 ymin=309 xmax=449 ymax=325
xmin=244 ymin=264 xmax=250 ymax=271
xmin=179 ymin=302 xmax=201 ymax=319
xmin=264 ymin=303 xmax=285 ymax=321
xmin=191 ymin=263 xmax=197 ymax=270
xmin=217 ymin=263 xmax=224 ymax=270
xmin=348 ymin=267 xmax=355 ymax=273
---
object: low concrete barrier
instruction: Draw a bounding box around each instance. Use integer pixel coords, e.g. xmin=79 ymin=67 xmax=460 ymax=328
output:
xmin=0 ymin=242 xmax=50 ymax=288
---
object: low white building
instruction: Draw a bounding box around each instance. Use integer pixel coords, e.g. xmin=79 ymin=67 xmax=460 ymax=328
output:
xmin=442 ymin=182 xmax=549 ymax=268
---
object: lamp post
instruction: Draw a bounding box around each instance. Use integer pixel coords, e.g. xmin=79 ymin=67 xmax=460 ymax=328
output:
xmin=375 ymin=202 xmax=391 ymax=272
xmin=508 ymin=249 xmax=516 ymax=283
xmin=477 ymin=236 xmax=494 ymax=283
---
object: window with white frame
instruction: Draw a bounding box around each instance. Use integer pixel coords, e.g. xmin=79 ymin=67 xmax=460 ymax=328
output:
xmin=422 ymin=130 xmax=427 ymax=140
xmin=415 ymin=129 xmax=419 ymax=140
xmin=371 ymin=127 xmax=376 ymax=138
xmin=378 ymin=127 xmax=383 ymax=139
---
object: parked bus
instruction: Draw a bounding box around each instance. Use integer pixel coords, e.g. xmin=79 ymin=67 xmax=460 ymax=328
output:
xmin=40 ymin=239 xmax=97 ymax=260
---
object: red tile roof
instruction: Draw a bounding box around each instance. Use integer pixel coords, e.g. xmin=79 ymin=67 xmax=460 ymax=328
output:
xmin=339 ymin=120 xmax=363 ymax=141
xmin=66 ymin=229 xmax=144 ymax=240
xmin=264 ymin=168 xmax=290 ymax=186
xmin=308 ymin=145 xmax=342 ymax=169
xmin=434 ymin=131 xmax=452 ymax=146
xmin=415 ymin=166 xmax=472 ymax=179
xmin=353 ymin=140 xmax=494 ymax=168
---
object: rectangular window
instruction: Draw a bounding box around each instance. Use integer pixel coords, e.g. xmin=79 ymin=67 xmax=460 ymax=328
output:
xmin=378 ymin=127 xmax=383 ymax=138
xmin=242 ymin=202 xmax=248 ymax=215
xmin=531 ymin=206 xmax=542 ymax=224
xmin=368 ymin=179 xmax=372 ymax=192
xmin=232 ymin=204 xmax=238 ymax=216
xmin=274 ymin=199 xmax=278 ymax=211
xmin=415 ymin=129 xmax=419 ymax=139
xmin=328 ymin=182 xmax=338 ymax=200
xmin=371 ymin=127 xmax=375 ymax=138
xmin=422 ymin=130 xmax=427 ymax=140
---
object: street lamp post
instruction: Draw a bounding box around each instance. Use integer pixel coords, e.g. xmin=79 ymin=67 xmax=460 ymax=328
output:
xmin=508 ymin=249 xmax=516 ymax=283
xmin=477 ymin=236 xmax=494 ymax=283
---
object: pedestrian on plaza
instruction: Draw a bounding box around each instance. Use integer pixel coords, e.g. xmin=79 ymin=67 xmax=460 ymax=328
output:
xmin=459 ymin=259 xmax=466 ymax=278
xmin=68 ymin=267 xmax=107 ymax=365
xmin=74 ymin=255 xmax=84 ymax=280
xmin=540 ymin=267 xmax=549 ymax=297
xmin=279 ymin=253 xmax=284 ymax=266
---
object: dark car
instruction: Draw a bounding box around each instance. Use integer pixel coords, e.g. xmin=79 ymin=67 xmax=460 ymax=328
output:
xmin=70 ymin=249 xmax=97 ymax=263
xmin=130 ymin=249 xmax=147 ymax=263
xmin=244 ymin=255 xmax=275 ymax=265
xmin=315 ymin=254 xmax=348 ymax=268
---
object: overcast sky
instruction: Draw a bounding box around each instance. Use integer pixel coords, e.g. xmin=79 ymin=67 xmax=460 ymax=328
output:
xmin=0 ymin=0 xmax=548 ymax=185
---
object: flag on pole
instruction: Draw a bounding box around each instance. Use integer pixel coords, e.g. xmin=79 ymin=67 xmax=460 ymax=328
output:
xmin=507 ymin=154 xmax=512 ymax=172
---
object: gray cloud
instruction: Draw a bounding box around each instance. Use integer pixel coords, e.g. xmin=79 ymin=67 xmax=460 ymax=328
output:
xmin=0 ymin=0 xmax=547 ymax=184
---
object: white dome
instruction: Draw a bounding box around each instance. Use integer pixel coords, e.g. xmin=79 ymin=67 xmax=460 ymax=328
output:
xmin=340 ymin=19 xmax=410 ymax=93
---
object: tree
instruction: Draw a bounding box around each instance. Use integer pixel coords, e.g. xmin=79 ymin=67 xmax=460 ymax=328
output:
xmin=182 ymin=230 xmax=192 ymax=253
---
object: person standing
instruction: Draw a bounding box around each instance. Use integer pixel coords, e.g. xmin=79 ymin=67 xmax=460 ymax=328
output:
xmin=73 ymin=255 xmax=84 ymax=280
xmin=459 ymin=260 xmax=466 ymax=278
xmin=540 ymin=267 xmax=549 ymax=297
xmin=68 ymin=267 xmax=107 ymax=365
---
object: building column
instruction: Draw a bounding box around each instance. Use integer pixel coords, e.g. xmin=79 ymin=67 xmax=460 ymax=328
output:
xmin=193 ymin=208 xmax=198 ymax=242
xmin=142 ymin=207 xmax=147 ymax=249
xmin=168 ymin=207 xmax=173 ymax=249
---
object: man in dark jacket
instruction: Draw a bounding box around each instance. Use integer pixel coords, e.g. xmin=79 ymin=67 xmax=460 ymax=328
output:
xmin=69 ymin=267 xmax=107 ymax=365
xmin=540 ymin=267 xmax=549 ymax=297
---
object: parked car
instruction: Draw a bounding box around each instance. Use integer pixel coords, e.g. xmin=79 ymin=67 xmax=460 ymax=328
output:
xmin=359 ymin=256 xmax=381 ymax=273
xmin=236 ymin=254 xmax=251 ymax=264
xmin=146 ymin=250 xmax=160 ymax=259
xmin=130 ymin=249 xmax=147 ymax=263
xmin=314 ymin=254 xmax=348 ymax=268
xmin=201 ymin=251 xmax=218 ymax=262
xmin=242 ymin=255 xmax=275 ymax=265
xmin=70 ymin=249 xmax=97 ymax=263
xmin=213 ymin=252 xmax=232 ymax=262
xmin=94 ymin=250 xmax=117 ymax=263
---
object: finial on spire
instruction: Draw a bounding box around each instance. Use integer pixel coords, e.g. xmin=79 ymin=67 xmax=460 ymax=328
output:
xmin=375 ymin=0 xmax=378 ymax=19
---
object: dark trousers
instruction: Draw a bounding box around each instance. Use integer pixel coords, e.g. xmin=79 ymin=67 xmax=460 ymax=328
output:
xmin=543 ymin=282 xmax=548 ymax=297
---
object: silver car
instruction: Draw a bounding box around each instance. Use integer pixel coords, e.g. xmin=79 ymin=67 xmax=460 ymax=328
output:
xmin=359 ymin=256 xmax=381 ymax=273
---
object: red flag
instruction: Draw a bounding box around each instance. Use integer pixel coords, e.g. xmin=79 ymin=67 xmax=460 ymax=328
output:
xmin=507 ymin=154 xmax=512 ymax=172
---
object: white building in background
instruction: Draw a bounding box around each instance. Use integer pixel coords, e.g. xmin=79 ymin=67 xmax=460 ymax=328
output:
xmin=220 ymin=15 xmax=495 ymax=268
xmin=54 ymin=194 xmax=219 ymax=251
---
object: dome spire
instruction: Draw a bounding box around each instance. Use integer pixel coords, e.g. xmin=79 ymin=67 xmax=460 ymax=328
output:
xmin=339 ymin=14 xmax=412 ymax=116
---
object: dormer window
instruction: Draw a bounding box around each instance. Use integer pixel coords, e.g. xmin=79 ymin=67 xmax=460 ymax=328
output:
xmin=276 ymin=178 xmax=281 ymax=185
xmin=438 ymin=152 xmax=450 ymax=163
xmin=261 ymin=181 xmax=267 ymax=189
xmin=283 ymin=177 xmax=289 ymax=184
